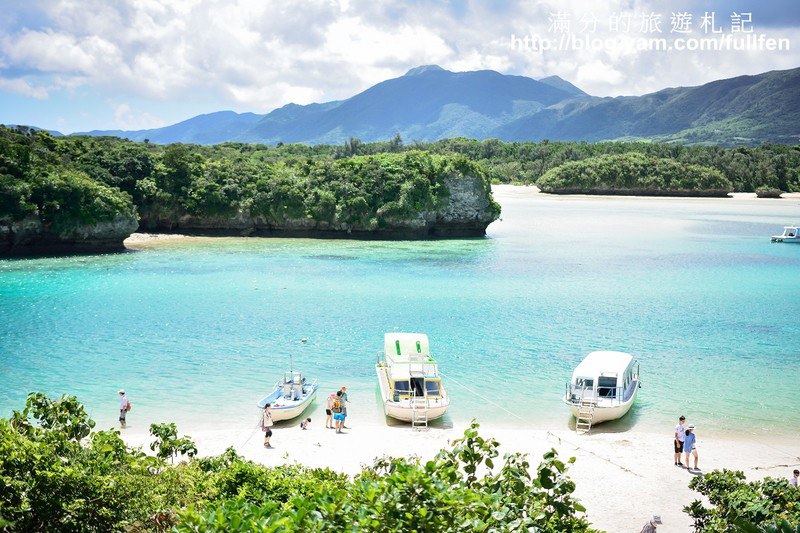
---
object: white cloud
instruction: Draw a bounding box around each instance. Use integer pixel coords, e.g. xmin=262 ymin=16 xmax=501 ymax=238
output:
xmin=0 ymin=76 xmax=48 ymax=99
xmin=113 ymin=102 xmax=166 ymax=130
xmin=0 ymin=0 xmax=798 ymax=130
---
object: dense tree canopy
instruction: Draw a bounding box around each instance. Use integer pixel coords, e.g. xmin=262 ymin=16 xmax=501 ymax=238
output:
xmin=0 ymin=128 xmax=501 ymax=234
xmin=536 ymin=153 xmax=733 ymax=196
xmin=2 ymin=126 xmax=799 ymax=244
xmin=0 ymin=128 xmax=136 ymax=230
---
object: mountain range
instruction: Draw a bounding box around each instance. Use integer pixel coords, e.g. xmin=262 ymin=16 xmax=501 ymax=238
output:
xmin=68 ymin=65 xmax=800 ymax=146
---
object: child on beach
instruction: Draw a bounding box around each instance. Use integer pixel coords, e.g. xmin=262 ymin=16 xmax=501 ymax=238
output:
xmin=791 ymin=469 xmax=799 ymax=488
xmin=300 ymin=418 xmax=311 ymax=430
xmin=683 ymin=424 xmax=698 ymax=470
xmin=262 ymin=404 xmax=274 ymax=448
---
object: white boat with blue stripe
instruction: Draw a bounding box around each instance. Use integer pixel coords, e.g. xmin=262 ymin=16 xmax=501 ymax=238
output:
xmin=257 ymin=370 xmax=318 ymax=422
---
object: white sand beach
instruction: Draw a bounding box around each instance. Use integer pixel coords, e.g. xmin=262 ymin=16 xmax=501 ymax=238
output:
xmin=122 ymin=412 xmax=800 ymax=533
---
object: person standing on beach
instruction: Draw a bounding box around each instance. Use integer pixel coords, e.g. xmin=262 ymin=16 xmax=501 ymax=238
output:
xmin=683 ymin=424 xmax=698 ymax=471
xmin=340 ymin=386 xmax=350 ymax=428
xmin=332 ymin=392 xmax=344 ymax=433
xmin=325 ymin=392 xmax=335 ymax=429
xmin=262 ymin=404 xmax=274 ymax=448
xmin=791 ymin=469 xmax=799 ymax=488
xmin=674 ymin=415 xmax=686 ymax=466
xmin=118 ymin=390 xmax=131 ymax=428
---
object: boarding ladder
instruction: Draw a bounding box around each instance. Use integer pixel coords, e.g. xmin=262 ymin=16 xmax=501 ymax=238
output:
xmin=575 ymin=387 xmax=596 ymax=435
xmin=410 ymin=392 xmax=429 ymax=430
xmin=575 ymin=401 xmax=596 ymax=434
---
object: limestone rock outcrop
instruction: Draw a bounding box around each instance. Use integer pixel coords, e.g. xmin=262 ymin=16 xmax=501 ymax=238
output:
xmin=0 ymin=214 xmax=139 ymax=256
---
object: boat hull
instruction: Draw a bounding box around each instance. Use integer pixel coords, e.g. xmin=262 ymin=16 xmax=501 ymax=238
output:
xmin=771 ymin=236 xmax=800 ymax=243
xmin=382 ymin=401 xmax=449 ymax=422
xmin=565 ymin=398 xmax=634 ymax=424
xmin=258 ymin=385 xmax=318 ymax=422
xmin=375 ymin=364 xmax=449 ymax=423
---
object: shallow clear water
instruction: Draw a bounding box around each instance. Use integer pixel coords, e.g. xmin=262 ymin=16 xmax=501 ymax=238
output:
xmin=1 ymin=190 xmax=799 ymax=438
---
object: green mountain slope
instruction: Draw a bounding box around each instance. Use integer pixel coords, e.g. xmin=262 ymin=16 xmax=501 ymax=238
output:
xmin=496 ymin=68 xmax=800 ymax=145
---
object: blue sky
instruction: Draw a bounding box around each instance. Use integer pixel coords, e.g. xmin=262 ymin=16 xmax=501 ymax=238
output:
xmin=1 ymin=0 xmax=797 ymax=134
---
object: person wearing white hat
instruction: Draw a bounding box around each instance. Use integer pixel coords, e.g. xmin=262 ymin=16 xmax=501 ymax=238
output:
xmin=683 ymin=424 xmax=698 ymax=471
xmin=118 ymin=390 xmax=131 ymax=428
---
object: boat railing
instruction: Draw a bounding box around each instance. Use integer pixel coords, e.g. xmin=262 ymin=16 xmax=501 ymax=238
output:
xmin=566 ymin=383 xmax=628 ymax=406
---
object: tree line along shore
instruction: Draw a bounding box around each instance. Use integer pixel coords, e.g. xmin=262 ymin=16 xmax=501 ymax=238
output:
xmin=1 ymin=126 xmax=799 ymax=255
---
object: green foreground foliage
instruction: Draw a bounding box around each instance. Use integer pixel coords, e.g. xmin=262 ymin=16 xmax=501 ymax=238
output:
xmin=1 ymin=393 xmax=798 ymax=531
xmin=685 ymin=469 xmax=800 ymax=532
xmin=0 ymin=393 xmax=592 ymax=532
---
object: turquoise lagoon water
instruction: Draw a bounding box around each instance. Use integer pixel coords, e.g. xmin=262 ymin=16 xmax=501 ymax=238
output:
xmin=1 ymin=190 xmax=799 ymax=439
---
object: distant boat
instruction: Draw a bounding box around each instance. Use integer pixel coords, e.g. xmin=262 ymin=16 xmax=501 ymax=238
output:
xmin=376 ymin=333 xmax=449 ymax=427
xmin=771 ymin=225 xmax=800 ymax=243
xmin=257 ymin=370 xmax=318 ymax=422
xmin=564 ymin=351 xmax=640 ymax=434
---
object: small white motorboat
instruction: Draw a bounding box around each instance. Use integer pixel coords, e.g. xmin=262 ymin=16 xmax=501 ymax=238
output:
xmin=564 ymin=351 xmax=640 ymax=433
xmin=376 ymin=333 xmax=449 ymax=427
xmin=257 ymin=370 xmax=318 ymax=422
xmin=771 ymin=225 xmax=800 ymax=243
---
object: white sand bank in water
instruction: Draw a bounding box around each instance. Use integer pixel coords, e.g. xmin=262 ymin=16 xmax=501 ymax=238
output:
xmin=492 ymin=183 xmax=800 ymax=202
xmin=124 ymin=233 xmax=192 ymax=247
xmin=121 ymin=413 xmax=800 ymax=533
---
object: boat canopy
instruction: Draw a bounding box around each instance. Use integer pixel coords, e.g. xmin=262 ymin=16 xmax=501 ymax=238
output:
xmin=571 ymin=351 xmax=634 ymax=384
xmin=384 ymin=333 xmax=435 ymax=363
xmin=780 ymin=226 xmax=798 ymax=236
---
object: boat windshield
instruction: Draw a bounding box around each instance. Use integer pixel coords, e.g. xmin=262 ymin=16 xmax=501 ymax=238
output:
xmin=597 ymin=376 xmax=619 ymax=398
xmin=393 ymin=380 xmax=410 ymax=395
xmin=425 ymin=379 xmax=441 ymax=397
xmin=574 ymin=377 xmax=594 ymax=389
xmin=784 ymin=227 xmax=798 ymax=237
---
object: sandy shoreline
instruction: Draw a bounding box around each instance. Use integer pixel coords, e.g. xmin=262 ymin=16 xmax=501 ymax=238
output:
xmin=492 ymin=183 xmax=800 ymax=202
xmin=121 ymin=413 xmax=800 ymax=533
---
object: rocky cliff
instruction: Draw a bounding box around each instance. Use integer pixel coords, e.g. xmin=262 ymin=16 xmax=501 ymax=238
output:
xmin=0 ymin=214 xmax=139 ymax=256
